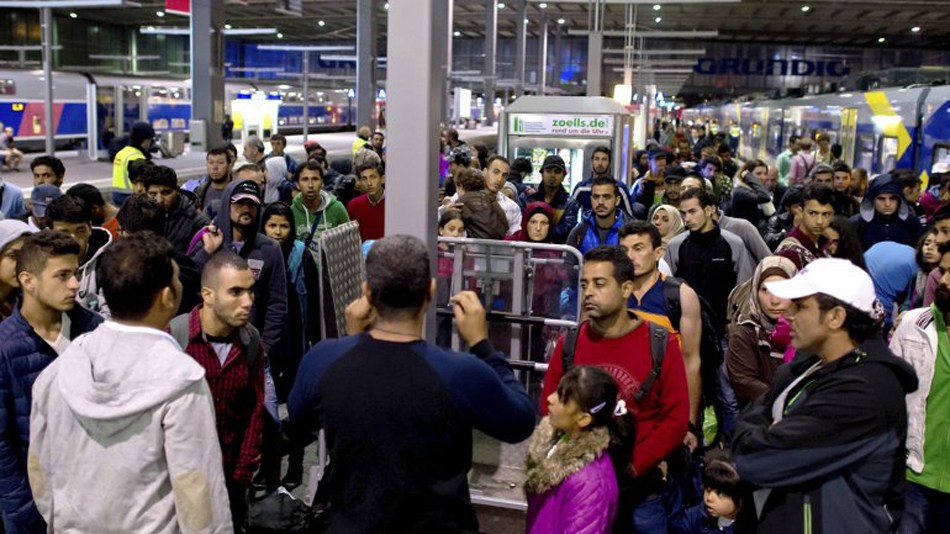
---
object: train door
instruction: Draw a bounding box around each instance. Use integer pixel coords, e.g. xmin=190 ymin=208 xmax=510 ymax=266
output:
xmin=96 ymin=85 xmax=118 ymax=143
xmin=839 ymin=108 xmax=858 ymax=167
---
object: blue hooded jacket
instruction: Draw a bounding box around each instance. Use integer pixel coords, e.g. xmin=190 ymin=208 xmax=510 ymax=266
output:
xmin=848 ymin=172 xmax=922 ymax=251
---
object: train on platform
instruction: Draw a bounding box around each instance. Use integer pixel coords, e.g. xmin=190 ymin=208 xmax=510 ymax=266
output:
xmin=0 ymin=69 xmax=358 ymax=151
xmin=682 ymin=85 xmax=950 ymax=186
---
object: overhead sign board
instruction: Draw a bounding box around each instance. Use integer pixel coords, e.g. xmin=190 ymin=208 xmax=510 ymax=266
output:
xmin=509 ymin=114 xmax=614 ymax=137
xmin=165 ymin=0 xmax=189 ymax=15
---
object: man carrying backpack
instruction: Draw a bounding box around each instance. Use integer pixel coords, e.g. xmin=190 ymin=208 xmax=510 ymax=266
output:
xmin=541 ymin=246 xmax=689 ymax=534
xmin=619 ymin=221 xmax=709 ymax=451
xmin=170 ymin=251 xmax=265 ymax=533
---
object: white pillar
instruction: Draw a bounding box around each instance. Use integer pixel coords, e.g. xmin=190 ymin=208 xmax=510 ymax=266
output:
xmin=386 ymin=0 xmax=448 ymax=340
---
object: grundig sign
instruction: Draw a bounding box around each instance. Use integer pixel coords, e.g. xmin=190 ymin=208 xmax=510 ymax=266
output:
xmin=693 ymin=58 xmax=852 ymax=77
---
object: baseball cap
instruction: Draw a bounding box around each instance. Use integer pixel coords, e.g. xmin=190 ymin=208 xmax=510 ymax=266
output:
xmin=664 ymin=166 xmax=687 ymax=183
xmin=230 ymin=180 xmax=262 ymax=205
xmin=31 ymin=184 xmax=63 ymax=218
xmin=0 ymin=220 xmax=36 ymax=252
xmin=542 ymin=155 xmax=566 ymax=173
xmin=765 ymin=258 xmax=876 ymax=316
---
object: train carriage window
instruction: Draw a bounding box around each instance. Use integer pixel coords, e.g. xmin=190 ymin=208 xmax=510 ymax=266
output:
xmin=0 ymin=79 xmax=15 ymax=95
xmin=880 ymin=136 xmax=899 ymax=172
xmin=856 ymin=133 xmax=875 ymax=171
xmin=934 ymin=145 xmax=950 ymax=170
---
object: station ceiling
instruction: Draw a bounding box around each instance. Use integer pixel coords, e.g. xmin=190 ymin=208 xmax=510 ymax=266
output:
xmin=63 ymin=0 xmax=950 ymax=98
xmin=70 ymin=0 xmax=950 ymax=47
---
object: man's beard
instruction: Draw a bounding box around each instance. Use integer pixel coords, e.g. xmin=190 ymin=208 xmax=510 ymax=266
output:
xmin=935 ymin=286 xmax=950 ymax=313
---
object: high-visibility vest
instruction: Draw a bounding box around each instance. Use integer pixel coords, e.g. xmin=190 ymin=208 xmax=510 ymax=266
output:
xmin=112 ymin=145 xmax=146 ymax=192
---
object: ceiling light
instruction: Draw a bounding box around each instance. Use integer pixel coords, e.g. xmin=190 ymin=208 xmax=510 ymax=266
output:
xmin=800 ymin=5 xmax=810 ymax=12
xmin=277 ymin=32 xmax=284 ymax=39
xmin=911 ymin=26 xmax=920 ymax=32
xmin=497 ymin=2 xmax=505 ymax=9
xmin=454 ymin=31 xmax=461 ymax=36
xmin=224 ymin=23 xmax=232 ymax=29
xmin=539 ymin=2 xmax=547 ymax=8
xmin=877 ymin=37 xmax=885 ymax=43
xmin=384 ymin=2 xmax=389 ymax=8
xmin=653 ymin=4 xmax=661 ymax=10
xmin=557 ymin=18 xmax=565 ymax=25
xmin=69 ymin=12 xmax=77 ymax=18
xmin=318 ymin=20 xmax=325 ymax=26
xmin=156 ymin=10 xmax=164 ymax=17
xmin=655 ymin=16 xmax=662 ymax=23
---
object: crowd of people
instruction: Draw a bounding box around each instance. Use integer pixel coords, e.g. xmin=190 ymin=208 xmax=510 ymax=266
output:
xmin=0 ymin=117 xmax=947 ymax=534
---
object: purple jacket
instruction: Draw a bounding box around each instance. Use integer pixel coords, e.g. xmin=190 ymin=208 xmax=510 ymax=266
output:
xmin=525 ymin=418 xmax=618 ymax=534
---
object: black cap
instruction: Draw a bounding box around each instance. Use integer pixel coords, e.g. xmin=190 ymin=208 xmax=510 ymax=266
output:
xmin=542 ymin=155 xmax=567 ymax=173
xmin=685 ymin=169 xmax=703 ymax=178
xmin=664 ymin=166 xmax=687 ymax=183
xmin=130 ymin=121 xmax=155 ymax=146
xmin=648 ymin=148 xmax=666 ymax=160
xmin=230 ymin=180 xmax=262 ymax=205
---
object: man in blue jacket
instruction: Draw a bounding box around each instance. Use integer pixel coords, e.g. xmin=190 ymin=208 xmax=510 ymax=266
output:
xmin=288 ymin=235 xmax=535 ymax=533
xmin=0 ymin=230 xmax=102 ymax=533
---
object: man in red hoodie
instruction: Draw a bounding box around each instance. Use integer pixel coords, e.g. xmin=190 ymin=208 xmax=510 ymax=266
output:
xmin=347 ymin=161 xmax=386 ymax=242
xmin=541 ymin=245 xmax=689 ymax=533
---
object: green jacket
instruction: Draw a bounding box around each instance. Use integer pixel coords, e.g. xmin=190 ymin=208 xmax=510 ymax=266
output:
xmin=291 ymin=190 xmax=350 ymax=245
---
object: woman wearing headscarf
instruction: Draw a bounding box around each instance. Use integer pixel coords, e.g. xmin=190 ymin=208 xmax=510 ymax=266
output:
xmin=649 ymin=204 xmax=685 ymax=248
xmin=726 ymin=256 xmax=797 ymax=407
xmin=263 ymin=156 xmax=288 ymax=204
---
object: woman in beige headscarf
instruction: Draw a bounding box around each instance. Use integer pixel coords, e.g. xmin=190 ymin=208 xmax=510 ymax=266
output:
xmin=650 ymin=204 xmax=685 ymax=248
xmin=726 ymin=256 xmax=797 ymax=407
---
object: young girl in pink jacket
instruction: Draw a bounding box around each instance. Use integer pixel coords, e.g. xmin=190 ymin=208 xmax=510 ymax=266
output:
xmin=525 ymin=366 xmax=635 ymax=534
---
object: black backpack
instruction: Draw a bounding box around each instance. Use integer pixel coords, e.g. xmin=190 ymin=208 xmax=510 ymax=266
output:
xmin=561 ymin=321 xmax=669 ymax=404
xmin=661 ymin=276 xmax=724 ymax=402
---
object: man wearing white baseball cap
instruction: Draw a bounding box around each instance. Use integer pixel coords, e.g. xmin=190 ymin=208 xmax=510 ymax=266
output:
xmin=733 ymin=258 xmax=919 ymax=534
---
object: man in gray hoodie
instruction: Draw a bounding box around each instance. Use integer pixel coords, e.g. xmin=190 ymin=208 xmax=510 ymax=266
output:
xmin=29 ymin=233 xmax=233 ymax=533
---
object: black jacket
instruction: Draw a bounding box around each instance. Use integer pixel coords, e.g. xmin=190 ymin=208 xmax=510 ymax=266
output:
xmin=728 ymin=175 xmax=772 ymax=227
xmin=733 ymin=336 xmax=918 ymax=534
xmin=760 ymin=211 xmax=794 ymax=251
xmin=165 ymin=192 xmax=210 ymax=255
xmin=190 ymin=180 xmax=288 ymax=354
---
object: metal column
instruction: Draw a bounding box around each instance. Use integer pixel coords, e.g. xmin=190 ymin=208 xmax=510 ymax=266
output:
xmin=356 ymin=0 xmax=377 ymax=131
xmin=444 ymin=0 xmax=454 ymax=125
xmin=302 ymin=51 xmax=310 ymax=142
xmin=587 ymin=0 xmax=604 ymax=97
xmin=386 ymin=0 xmax=447 ymax=340
xmin=41 ymin=8 xmax=54 ymax=155
xmin=538 ymin=10 xmax=548 ymax=95
xmin=190 ymin=0 xmax=225 ymax=148
xmin=553 ymin=22 xmax=562 ymax=89
xmin=483 ymin=0 xmax=497 ymax=127
xmin=514 ymin=0 xmax=527 ymax=97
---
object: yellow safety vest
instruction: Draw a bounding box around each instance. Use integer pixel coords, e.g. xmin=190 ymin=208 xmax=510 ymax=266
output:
xmin=112 ymin=145 xmax=146 ymax=192
xmin=351 ymin=138 xmax=368 ymax=154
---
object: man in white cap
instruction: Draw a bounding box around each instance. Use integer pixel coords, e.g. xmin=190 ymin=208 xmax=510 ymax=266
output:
xmin=732 ymin=258 xmax=918 ymax=534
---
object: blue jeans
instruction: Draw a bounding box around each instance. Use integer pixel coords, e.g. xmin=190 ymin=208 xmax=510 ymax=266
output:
xmin=717 ymin=361 xmax=739 ymax=444
xmin=899 ymin=481 xmax=950 ymax=534
xmin=632 ymin=495 xmax=668 ymax=534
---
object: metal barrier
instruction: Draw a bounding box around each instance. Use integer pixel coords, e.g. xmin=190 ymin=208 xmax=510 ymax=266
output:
xmin=436 ymin=237 xmax=584 ymax=512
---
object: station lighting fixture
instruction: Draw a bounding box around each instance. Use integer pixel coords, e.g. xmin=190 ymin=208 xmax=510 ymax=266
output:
xmin=277 ymin=32 xmax=284 ymax=38
xmin=497 ymin=2 xmax=505 ymax=9
xmin=318 ymin=20 xmax=325 ymax=26
xmin=538 ymin=2 xmax=547 ymax=8
xmin=557 ymin=18 xmax=565 ymax=24
xmin=911 ymin=26 xmax=920 ymax=32
xmin=224 ymin=23 xmax=231 ymax=29
xmin=69 ymin=11 xmax=76 ymax=17
xmin=156 ymin=10 xmax=164 ymax=17
xmin=655 ymin=16 xmax=661 ymax=23
xmin=653 ymin=4 xmax=661 ymax=10
xmin=877 ymin=37 xmax=885 ymax=43
xmin=454 ymin=31 xmax=461 ymax=36
xmin=800 ymin=5 xmax=810 ymax=12
xmin=384 ymin=2 xmax=389 ymax=9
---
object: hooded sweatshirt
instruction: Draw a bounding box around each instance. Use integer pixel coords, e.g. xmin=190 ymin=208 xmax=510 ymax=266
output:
xmin=76 ymin=226 xmax=112 ymax=316
xmin=165 ymin=192 xmax=211 ymax=255
xmin=733 ymin=336 xmax=918 ymax=534
xmin=290 ymin=189 xmax=350 ymax=247
xmin=849 ymin=173 xmax=923 ymax=251
xmin=28 ymin=321 xmax=233 ymax=533
xmin=190 ymin=180 xmax=288 ymax=354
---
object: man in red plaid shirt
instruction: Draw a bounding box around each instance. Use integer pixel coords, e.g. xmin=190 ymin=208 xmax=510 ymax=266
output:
xmin=179 ymin=251 xmax=265 ymax=533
